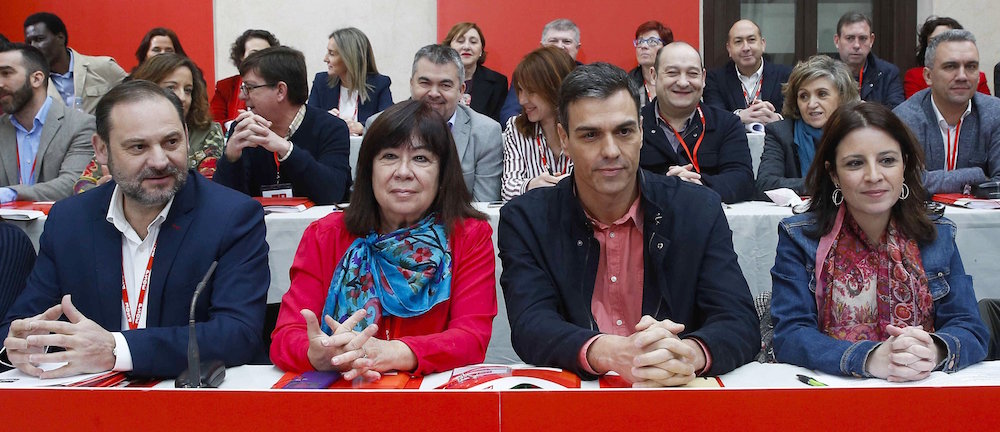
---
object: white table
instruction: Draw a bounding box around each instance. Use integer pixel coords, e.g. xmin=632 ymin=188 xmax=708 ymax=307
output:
xmin=9 ymin=201 xmax=1000 ymax=364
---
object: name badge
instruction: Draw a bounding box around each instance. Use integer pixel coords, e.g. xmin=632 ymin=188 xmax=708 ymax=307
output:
xmin=261 ymin=183 xmax=294 ymax=198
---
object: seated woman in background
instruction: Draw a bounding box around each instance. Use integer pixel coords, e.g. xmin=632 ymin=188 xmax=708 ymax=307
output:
xmin=210 ymin=29 xmax=280 ymax=125
xmin=442 ymin=22 xmax=508 ymax=123
xmin=903 ymin=16 xmax=989 ymax=99
xmin=628 ymin=20 xmax=673 ymax=108
xmin=307 ymin=27 xmax=392 ymax=136
xmin=134 ymin=27 xmax=186 ymax=67
xmin=756 ymin=55 xmax=859 ymax=198
xmin=76 ymin=54 xmax=224 ymax=192
xmin=501 ymin=46 xmax=576 ymax=201
xmin=771 ymin=102 xmax=988 ymax=380
xmin=270 ymin=100 xmax=497 ymax=379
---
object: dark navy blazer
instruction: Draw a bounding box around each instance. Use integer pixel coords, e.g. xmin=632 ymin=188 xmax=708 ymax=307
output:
xmin=307 ymin=72 xmax=393 ymax=124
xmin=0 ymin=172 xmax=269 ymax=377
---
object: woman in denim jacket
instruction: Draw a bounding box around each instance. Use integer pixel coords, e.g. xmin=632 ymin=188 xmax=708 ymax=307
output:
xmin=771 ymin=102 xmax=988 ymax=380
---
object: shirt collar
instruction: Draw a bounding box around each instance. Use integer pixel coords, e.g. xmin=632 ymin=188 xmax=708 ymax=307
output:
xmin=929 ymin=94 xmax=973 ymax=128
xmin=583 ymin=194 xmax=643 ymax=231
xmin=53 ymin=49 xmax=74 ymax=79
xmin=735 ymin=58 xmax=764 ymax=80
xmin=10 ymin=96 xmax=54 ymax=134
xmin=655 ymin=102 xmax=700 ymax=132
xmin=106 ymin=185 xmax=175 ymax=243
xmin=286 ymin=104 xmax=307 ymax=139
xmin=447 ymin=109 xmax=458 ymax=129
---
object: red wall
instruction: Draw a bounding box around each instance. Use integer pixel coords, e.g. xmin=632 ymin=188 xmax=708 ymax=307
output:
xmin=438 ymin=0 xmax=701 ymax=79
xmin=0 ymin=0 xmax=216 ymax=89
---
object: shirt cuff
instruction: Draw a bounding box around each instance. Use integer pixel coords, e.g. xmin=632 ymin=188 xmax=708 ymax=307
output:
xmin=687 ymin=337 xmax=712 ymax=376
xmin=0 ymin=187 xmax=17 ymax=203
xmin=111 ymin=332 xmax=134 ymax=372
xmin=278 ymin=141 xmax=294 ymax=162
xmin=578 ymin=334 xmax=603 ymax=376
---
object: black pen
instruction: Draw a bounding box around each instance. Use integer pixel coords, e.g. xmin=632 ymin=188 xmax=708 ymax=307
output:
xmin=796 ymin=374 xmax=828 ymax=387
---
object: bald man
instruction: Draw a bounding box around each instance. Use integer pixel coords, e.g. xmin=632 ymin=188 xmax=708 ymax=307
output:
xmin=703 ymin=19 xmax=791 ymax=126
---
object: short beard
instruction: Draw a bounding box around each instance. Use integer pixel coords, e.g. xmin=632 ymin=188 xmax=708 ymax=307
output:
xmin=108 ymin=157 xmax=187 ymax=207
xmin=0 ymin=78 xmax=33 ymax=114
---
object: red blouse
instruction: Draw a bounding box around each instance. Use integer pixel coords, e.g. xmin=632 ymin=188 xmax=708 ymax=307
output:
xmin=270 ymin=212 xmax=497 ymax=375
xmin=210 ymin=75 xmax=246 ymax=125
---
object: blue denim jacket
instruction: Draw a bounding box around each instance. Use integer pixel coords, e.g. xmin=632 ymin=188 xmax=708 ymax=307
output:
xmin=770 ymin=213 xmax=988 ymax=377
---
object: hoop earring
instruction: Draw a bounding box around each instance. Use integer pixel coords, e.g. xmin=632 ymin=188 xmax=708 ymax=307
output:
xmin=899 ymin=183 xmax=910 ymax=200
xmin=832 ymin=187 xmax=843 ymax=206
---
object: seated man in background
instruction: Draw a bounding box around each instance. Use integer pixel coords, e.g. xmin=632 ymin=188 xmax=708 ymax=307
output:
xmin=214 ymin=46 xmax=352 ymax=205
xmin=833 ymin=11 xmax=903 ymax=109
xmin=499 ymin=63 xmax=759 ymax=387
xmin=894 ymin=29 xmax=1000 ymax=194
xmin=703 ymin=19 xmax=790 ymax=127
xmin=1 ymin=80 xmax=269 ymax=378
xmin=24 ymin=12 xmax=126 ymax=114
xmin=367 ymin=44 xmax=502 ymax=202
xmin=0 ymin=43 xmax=94 ymax=203
xmin=640 ymin=42 xmax=754 ymax=204
xmin=499 ymin=18 xmax=582 ymax=127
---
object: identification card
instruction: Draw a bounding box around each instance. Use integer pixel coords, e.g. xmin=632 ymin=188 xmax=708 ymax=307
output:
xmin=261 ymin=183 xmax=293 ymax=198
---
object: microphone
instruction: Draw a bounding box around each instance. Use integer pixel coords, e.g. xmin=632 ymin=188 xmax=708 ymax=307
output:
xmin=175 ymin=261 xmax=226 ymax=388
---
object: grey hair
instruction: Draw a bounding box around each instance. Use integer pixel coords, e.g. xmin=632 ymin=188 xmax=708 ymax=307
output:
xmin=925 ymin=29 xmax=977 ymax=68
xmin=541 ymin=18 xmax=580 ymax=43
xmin=410 ymin=44 xmax=465 ymax=82
xmin=557 ymin=62 xmax=639 ymax=128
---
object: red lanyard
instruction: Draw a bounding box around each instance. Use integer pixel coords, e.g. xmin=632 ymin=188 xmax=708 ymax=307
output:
xmin=663 ymin=106 xmax=706 ymax=173
xmin=337 ymin=94 xmax=360 ymax=121
xmin=741 ymin=73 xmax=763 ymax=107
xmin=857 ymin=64 xmax=866 ymax=91
xmin=14 ymin=145 xmax=38 ymax=185
xmin=643 ymin=79 xmax=655 ymax=103
xmin=272 ymin=152 xmax=282 ymax=183
xmin=122 ymin=241 xmax=157 ymax=330
xmin=535 ymin=126 xmax=563 ymax=175
xmin=945 ymin=120 xmax=962 ymax=171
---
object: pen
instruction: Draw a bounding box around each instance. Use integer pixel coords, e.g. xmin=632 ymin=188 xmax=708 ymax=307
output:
xmin=796 ymin=374 xmax=828 ymax=387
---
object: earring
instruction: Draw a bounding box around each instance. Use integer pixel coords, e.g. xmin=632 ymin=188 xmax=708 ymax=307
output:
xmin=832 ymin=187 xmax=843 ymax=206
xmin=899 ymin=183 xmax=910 ymax=200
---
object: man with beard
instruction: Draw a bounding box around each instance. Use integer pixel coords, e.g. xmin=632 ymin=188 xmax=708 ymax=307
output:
xmin=0 ymin=80 xmax=270 ymax=379
xmin=0 ymin=43 xmax=94 ymax=203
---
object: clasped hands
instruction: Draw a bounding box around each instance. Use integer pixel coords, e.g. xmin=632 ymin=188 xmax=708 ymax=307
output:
xmin=738 ymin=100 xmax=781 ymax=125
xmin=302 ymin=309 xmax=416 ymax=382
xmin=3 ymin=295 xmax=116 ymax=379
xmin=327 ymin=108 xmax=364 ymax=136
xmin=666 ymin=164 xmax=702 ymax=185
xmin=224 ymin=110 xmax=291 ymax=162
xmin=587 ymin=315 xmax=706 ymax=388
xmin=865 ymin=324 xmax=945 ymax=382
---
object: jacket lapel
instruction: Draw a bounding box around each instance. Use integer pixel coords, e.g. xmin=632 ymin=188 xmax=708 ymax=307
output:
xmin=639 ymin=172 xmax=673 ymax=316
xmin=145 ymin=172 xmax=198 ymax=326
xmin=725 ymin=65 xmax=747 ymax=109
xmin=0 ymin=119 xmax=17 ymax=185
xmin=35 ymin=102 xmax=65 ymax=176
xmin=920 ymin=94 xmax=947 ymax=170
xmin=73 ymin=49 xmax=87 ymax=99
xmin=91 ymin=185 xmax=126 ymax=331
xmin=760 ymin=63 xmax=779 ymax=105
xmin=452 ymin=106 xmax=472 ymax=161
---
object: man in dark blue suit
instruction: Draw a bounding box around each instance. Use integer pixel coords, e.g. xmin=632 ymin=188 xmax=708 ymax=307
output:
xmin=703 ymin=19 xmax=790 ymax=127
xmin=0 ymin=81 xmax=269 ymax=379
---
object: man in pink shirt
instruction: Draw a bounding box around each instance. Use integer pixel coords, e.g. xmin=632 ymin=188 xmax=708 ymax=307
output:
xmin=499 ymin=63 xmax=759 ymax=387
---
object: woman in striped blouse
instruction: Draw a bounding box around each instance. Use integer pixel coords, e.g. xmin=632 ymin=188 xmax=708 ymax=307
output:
xmin=501 ymin=47 xmax=577 ymax=201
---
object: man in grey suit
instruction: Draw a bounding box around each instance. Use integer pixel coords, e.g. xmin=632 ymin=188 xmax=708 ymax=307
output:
xmin=368 ymin=44 xmax=502 ymax=202
xmin=0 ymin=43 xmax=95 ymax=203
xmin=894 ymin=29 xmax=1000 ymax=194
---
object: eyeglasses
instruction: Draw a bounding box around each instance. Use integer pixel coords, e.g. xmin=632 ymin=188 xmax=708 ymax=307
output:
xmin=633 ymin=37 xmax=664 ymax=47
xmin=543 ymin=37 xmax=577 ymax=47
xmin=240 ymin=82 xmax=275 ymax=95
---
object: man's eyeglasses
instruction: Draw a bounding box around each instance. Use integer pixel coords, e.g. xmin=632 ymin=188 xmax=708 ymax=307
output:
xmin=633 ymin=37 xmax=664 ymax=47
xmin=240 ymin=82 xmax=275 ymax=95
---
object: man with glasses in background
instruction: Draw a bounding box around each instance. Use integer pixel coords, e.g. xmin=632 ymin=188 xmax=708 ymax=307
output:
xmin=214 ymin=46 xmax=352 ymax=205
xmin=704 ymin=19 xmax=790 ymax=126
xmin=499 ymin=18 xmax=582 ymax=127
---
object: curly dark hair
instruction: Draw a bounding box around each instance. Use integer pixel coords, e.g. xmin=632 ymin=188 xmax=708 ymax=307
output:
xmin=229 ymin=29 xmax=279 ymax=68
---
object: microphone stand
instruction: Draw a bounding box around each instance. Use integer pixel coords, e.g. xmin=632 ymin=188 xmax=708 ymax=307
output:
xmin=175 ymin=261 xmax=226 ymax=388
